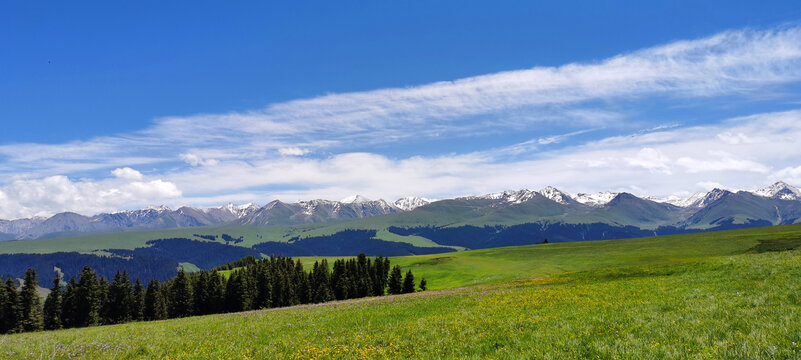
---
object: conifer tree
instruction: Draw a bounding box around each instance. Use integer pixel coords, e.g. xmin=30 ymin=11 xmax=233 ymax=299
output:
xmin=169 ymin=270 xmax=193 ymax=318
xmin=106 ymin=271 xmax=133 ymax=324
xmin=144 ymin=280 xmax=168 ymax=321
xmin=74 ymin=266 xmax=102 ymax=327
xmin=294 ymin=259 xmax=310 ymax=304
xmin=419 ymin=277 xmax=427 ymax=292
xmin=192 ymin=271 xmax=210 ymax=315
xmin=254 ymin=266 xmax=272 ymax=309
xmin=356 ymin=254 xmax=372 ymax=298
xmin=402 ymin=270 xmax=416 ymax=294
xmin=371 ymin=256 xmax=390 ymax=296
xmin=43 ymin=277 xmax=63 ymax=330
xmin=2 ymin=278 xmax=21 ymax=333
xmin=346 ymin=259 xmax=359 ymax=299
xmin=387 ymin=265 xmax=403 ymax=295
xmin=270 ymin=265 xmax=285 ymax=307
xmin=332 ymin=259 xmax=351 ymax=300
xmin=225 ymin=271 xmax=248 ymax=312
xmin=311 ymin=260 xmax=332 ymax=303
xmin=131 ymin=279 xmax=145 ymax=321
xmin=59 ymin=277 xmax=78 ymax=328
xmin=280 ymin=265 xmax=295 ymax=306
xmin=97 ymin=277 xmax=110 ymax=324
xmin=19 ymin=269 xmax=44 ymax=332
xmin=207 ymin=270 xmax=226 ymax=314
xmin=243 ymin=268 xmax=257 ymax=309
xmin=0 ymin=279 xmax=7 ymax=333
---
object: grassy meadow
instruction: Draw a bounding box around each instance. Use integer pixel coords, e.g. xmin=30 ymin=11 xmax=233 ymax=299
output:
xmin=2 ymin=225 xmax=801 ymax=359
xmin=281 ymin=224 xmax=799 ymax=289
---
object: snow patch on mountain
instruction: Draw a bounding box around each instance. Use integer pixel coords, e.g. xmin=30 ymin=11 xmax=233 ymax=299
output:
xmin=695 ymin=188 xmax=732 ymax=207
xmin=574 ymin=192 xmax=618 ymax=207
xmin=538 ymin=186 xmax=571 ymax=204
xmin=462 ymin=190 xmax=538 ymax=204
xmin=340 ymin=195 xmax=372 ymax=204
xmin=394 ymin=197 xmax=431 ymax=211
xmin=753 ymin=181 xmax=801 ymax=200
xmin=145 ymin=205 xmax=172 ymax=212
xmin=213 ymin=203 xmax=260 ymax=218
xmin=650 ymin=192 xmax=707 ymax=207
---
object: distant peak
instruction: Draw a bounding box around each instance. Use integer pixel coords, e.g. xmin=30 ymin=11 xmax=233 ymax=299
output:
xmin=394 ymin=196 xmax=431 ymax=211
xmin=460 ymin=189 xmax=537 ymax=204
xmin=340 ymin=195 xmax=372 ymax=204
xmin=221 ymin=202 xmax=258 ymax=210
xmin=657 ymin=192 xmax=707 ymax=208
xmin=145 ymin=205 xmax=171 ymax=212
xmin=753 ymin=181 xmax=800 ymax=200
xmin=538 ymin=186 xmax=571 ymax=204
xmin=574 ymin=191 xmax=618 ymax=207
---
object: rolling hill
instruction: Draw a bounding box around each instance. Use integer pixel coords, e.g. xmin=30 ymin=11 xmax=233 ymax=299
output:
xmin=2 ymin=225 xmax=800 ymax=359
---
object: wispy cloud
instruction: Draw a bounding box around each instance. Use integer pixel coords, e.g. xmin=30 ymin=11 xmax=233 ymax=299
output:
xmin=2 ymin=26 xmax=801 ymax=218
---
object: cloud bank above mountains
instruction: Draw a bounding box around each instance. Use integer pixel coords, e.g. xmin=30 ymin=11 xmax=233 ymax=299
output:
xmin=2 ymin=25 xmax=801 ymax=219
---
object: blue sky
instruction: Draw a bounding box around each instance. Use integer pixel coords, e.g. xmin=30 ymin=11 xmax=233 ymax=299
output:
xmin=2 ymin=1 xmax=801 ymax=218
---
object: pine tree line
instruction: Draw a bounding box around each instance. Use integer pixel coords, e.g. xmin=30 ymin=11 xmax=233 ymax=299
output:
xmin=0 ymin=254 xmax=424 ymax=334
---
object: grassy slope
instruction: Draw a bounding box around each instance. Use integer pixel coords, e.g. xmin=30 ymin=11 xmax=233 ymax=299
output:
xmin=2 ymin=240 xmax=800 ymax=358
xmin=0 ymin=221 xmax=458 ymax=254
xmin=226 ymin=224 xmax=801 ymax=286
xmin=304 ymin=224 xmax=799 ymax=289
xmin=0 ymin=225 xmax=299 ymax=254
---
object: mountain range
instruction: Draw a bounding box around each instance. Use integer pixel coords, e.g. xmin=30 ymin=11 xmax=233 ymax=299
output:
xmin=1 ymin=181 xmax=799 ymax=241
xmin=0 ymin=196 xmax=427 ymax=240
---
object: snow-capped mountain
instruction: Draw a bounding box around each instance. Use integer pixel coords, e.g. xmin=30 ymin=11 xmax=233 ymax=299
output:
xmin=461 ymin=189 xmax=538 ymax=204
xmin=693 ymin=189 xmax=732 ymax=207
xmin=656 ymin=192 xmax=707 ymax=208
xmin=538 ymin=186 xmax=572 ymax=204
xmin=340 ymin=195 xmax=372 ymax=204
xmin=238 ymin=197 xmax=402 ymax=226
xmin=3 ymin=181 xmax=801 ymax=240
xmin=460 ymin=187 xmax=573 ymax=205
xmin=574 ymin=192 xmax=619 ymax=207
xmin=394 ymin=197 xmax=431 ymax=211
xmin=753 ymin=181 xmax=801 ymax=200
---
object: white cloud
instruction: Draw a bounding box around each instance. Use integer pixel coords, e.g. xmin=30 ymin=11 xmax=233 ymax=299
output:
xmin=696 ymin=181 xmax=727 ymax=190
xmin=676 ymin=152 xmax=770 ymax=173
xmin=4 ymin=109 xmax=801 ymax=218
xmin=0 ymin=175 xmax=182 ymax=219
xmin=624 ymin=148 xmax=671 ymax=174
xmin=180 ymin=153 xmax=219 ymax=167
xmin=716 ymin=132 xmax=759 ymax=145
xmin=111 ymin=167 xmax=144 ymax=181
xmin=278 ymin=147 xmax=310 ymax=156
xmin=166 ymin=109 xmax=801 ymax=204
xmin=774 ymin=165 xmax=801 ymax=184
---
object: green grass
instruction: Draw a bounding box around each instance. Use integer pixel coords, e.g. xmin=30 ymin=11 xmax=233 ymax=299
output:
xmin=223 ymin=224 xmax=801 ymax=289
xmin=380 ymin=224 xmax=801 ymax=289
xmin=177 ymin=262 xmax=200 ymax=273
xmin=2 ymin=248 xmax=800 ymax=359
xmin=3 ymin=225 xmax=801 ymax=359
xmin=0 ymin=225 xmax=297 ymax=254
xmin=0 ymin=221 xmax=457 ymax=254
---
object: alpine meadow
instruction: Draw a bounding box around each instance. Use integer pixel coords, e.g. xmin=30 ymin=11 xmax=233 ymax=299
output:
xmin=3 ymin=2 xmax=801 ymax=359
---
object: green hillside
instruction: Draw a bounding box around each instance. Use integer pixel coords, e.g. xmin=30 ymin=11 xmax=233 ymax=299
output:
xmin=2 ymin=225 xmax=800 ymax=359
xmin=684 ymin=192 xmax=780 ymax=229
xmin=280 ymin=224 xmax=801 ymax=289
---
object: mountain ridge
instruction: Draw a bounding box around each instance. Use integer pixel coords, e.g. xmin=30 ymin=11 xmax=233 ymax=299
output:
xmin=1 ymin=181 xmax=799 ymax=240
